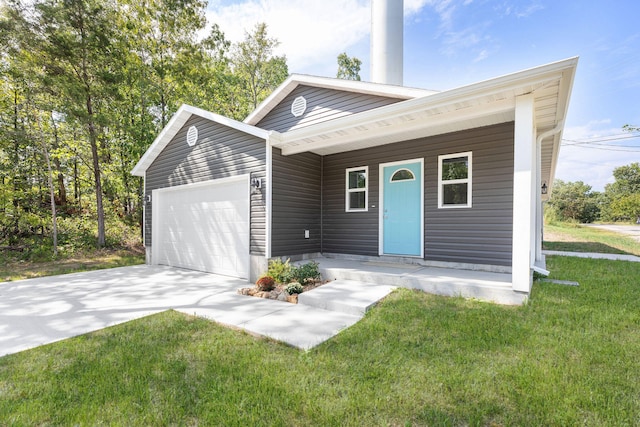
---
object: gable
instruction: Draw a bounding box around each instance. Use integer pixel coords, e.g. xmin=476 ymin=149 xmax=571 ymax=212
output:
xmin=255 ymin=85 xmax=404 ymax=133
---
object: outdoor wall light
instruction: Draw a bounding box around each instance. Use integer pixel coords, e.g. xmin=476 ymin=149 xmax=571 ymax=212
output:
xmin=251 ymin=178 xmax=262 ymax=189
xmin=541 ymin=182 xmax=548 ymax=195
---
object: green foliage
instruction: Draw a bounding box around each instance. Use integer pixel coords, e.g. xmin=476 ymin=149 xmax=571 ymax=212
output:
xmin=255 ymin=275 xmax=275 ymax=291
xmin=266 ymin=258 xmax=293 ymax=284
xmin=284 ymin=281 xmax=303 ymax=295
xmin=336 ymin=52 xmax=361 ymax=81
xmin=601 ymin=162 xmax=640 ymax=221
xmin=290 ymin=260 xmax=321 ymax=284
xmin=0 ymin=1 xmax=289 ymax=255
xmin=547 ymin=180 xmax=602 ymax=223
xmin=230 ymin=22 xmax=288 ymax=116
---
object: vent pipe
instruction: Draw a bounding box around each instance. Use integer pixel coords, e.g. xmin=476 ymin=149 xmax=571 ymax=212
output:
xmin=370 ymin=0 xmax=403 ymax=86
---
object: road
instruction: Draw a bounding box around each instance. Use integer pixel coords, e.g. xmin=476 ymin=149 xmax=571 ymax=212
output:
xmin=584 ymin=224 xmax=640 ymax=243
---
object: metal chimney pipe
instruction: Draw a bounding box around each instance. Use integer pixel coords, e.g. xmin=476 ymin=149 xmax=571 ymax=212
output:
xmin=371 ymin=0 xmax=403 ymax=86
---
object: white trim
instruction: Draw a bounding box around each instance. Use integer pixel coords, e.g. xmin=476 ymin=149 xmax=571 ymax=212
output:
xmin=244 ymin=74 xmax=437 ymax=125
xmin=378 ymin=158 xmax=425 ymax=258
xmin=438 ymin=151 xmax=473 ymax=209
xmin=345 ymin=166 xmax=369 ymax=212
xmin=142 ymin=174 xmax=146 ymax=248
xmin=266 ymin=144 xmax=272 ymax=259
xmin=131 ymin=104 xmax=272 ymax=177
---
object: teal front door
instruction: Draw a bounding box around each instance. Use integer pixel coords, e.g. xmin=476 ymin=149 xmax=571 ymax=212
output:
xmin=381 ymin=160 xmax=423 ymax=256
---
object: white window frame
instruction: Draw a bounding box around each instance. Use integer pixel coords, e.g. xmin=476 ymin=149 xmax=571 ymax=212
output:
xmin=345 ymin=166 xmax=368 ymax=212
xmin=438 ymin=151 xmax=472 ymax=208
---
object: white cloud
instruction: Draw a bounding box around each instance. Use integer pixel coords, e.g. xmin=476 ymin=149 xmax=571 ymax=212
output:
xmin=555 ymin=120 xmax=639 ymax=191
xmin=206 ymin=0 xmax=441 ymax=76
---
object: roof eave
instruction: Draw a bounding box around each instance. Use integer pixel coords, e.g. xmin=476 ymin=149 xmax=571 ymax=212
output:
xmin=131 ymin=104 xmax=271 ymax=177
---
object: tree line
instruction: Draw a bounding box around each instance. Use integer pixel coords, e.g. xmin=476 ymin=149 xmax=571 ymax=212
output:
xmin=547 ymin=161 xmax=640 ymax=224
xmin=0 ymin=0 xmax=288 ymax=258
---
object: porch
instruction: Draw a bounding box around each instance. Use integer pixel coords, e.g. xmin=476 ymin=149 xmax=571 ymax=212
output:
xmin=299 ymin=255 xmax=526 ymax=307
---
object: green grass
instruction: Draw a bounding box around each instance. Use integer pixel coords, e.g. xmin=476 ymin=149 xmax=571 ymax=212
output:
xmin=1 ymin=256 xmax=638 ymax=426
xmin=0 ymin=248 xmax=145 ymax=282
xmin=544 ymin=222 xmax=640 ymax=256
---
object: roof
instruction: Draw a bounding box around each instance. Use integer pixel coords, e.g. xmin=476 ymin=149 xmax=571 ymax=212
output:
xmin=269 ymin=57 xmax=578 ymax=193
xmin=244 ymin=74 xmax=438 ymax=126
xmin=131 ymin=104 xmax=272 ymax=177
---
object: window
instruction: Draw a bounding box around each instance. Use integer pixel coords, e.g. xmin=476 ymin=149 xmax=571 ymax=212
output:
xmin=438 ymin=152 xmax=472 ymax=208
xmin=345 ymin=166 xmax=368 ymax=212
xmin=390 ymin=169 xmax=415 ymax=182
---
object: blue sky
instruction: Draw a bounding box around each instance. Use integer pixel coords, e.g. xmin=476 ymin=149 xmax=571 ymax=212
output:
xmin=207 ymin=0 xmax=640 ymax=191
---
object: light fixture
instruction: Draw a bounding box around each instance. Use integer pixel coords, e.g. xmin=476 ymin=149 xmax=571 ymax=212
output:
xmin=541 ymin=182 xmax=548 ymax=195
xmin=251 ymin=178 xmax=262 ymax=189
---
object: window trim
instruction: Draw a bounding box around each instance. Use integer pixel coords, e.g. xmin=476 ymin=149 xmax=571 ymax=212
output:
xmin=345 ymin=166 xmax=368 ymax=212
xmin=438 ymin=151 xmax=472 ymax=209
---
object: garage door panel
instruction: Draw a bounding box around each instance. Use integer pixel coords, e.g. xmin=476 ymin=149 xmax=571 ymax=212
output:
xmin=153 ymin=178 xmax=250 ymax=278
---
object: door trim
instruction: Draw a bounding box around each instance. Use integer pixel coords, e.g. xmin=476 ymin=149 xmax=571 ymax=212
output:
xmin=378 ymin=158 xmax=424 ymax=257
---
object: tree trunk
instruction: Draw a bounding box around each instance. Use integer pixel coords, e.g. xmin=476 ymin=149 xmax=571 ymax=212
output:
xmin=35 ymin=114 xmax=58 ymax=256
xmin=50 ymin=113 xmax=67 ymax=205
xmin=86 ymin=94 xmax=106 ymax=247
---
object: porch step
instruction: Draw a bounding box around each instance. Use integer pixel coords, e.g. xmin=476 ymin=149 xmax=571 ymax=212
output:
xmin=297 ymin=280 xmax=395 ymax=316
xmin=316 ymin=258 xmax=527 ymax=305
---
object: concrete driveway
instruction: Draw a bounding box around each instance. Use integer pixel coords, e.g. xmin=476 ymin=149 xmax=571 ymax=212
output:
xmin=0 ymin=265 xmax=364 ymax=357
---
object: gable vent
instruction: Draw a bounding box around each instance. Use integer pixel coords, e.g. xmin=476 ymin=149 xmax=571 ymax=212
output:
xmin=186 ymin=125 xmax=198 ymax=147
xmin=291 ymin=96 xmax=307 ymax=117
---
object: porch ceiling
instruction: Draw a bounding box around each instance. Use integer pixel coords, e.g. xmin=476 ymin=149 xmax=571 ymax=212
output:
xmin=270 ymin=57 xmax=578 ymax=192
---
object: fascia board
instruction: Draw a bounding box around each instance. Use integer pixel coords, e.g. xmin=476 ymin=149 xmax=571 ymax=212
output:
xmin=244 ymin=74 xmax=438 ymax=126
xmin=131 ymin=104 xmax=269 ymax=177
xmin=273 ymin=57 xmax=578 ymax=148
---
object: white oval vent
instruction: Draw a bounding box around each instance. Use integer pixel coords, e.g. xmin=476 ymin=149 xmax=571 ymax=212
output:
xmin=186 ymin=126 xmax=198 ymax=147
xmin=291 ymin=96 xmax=307 ymax=117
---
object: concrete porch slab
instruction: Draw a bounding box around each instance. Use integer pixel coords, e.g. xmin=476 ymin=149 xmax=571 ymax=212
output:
xmin=314 ymin=257 xmax=526 ymax=305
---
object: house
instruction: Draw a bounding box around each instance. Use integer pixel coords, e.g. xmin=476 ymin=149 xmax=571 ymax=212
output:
xmin=131 ymin=56 xmax=578 ymax=299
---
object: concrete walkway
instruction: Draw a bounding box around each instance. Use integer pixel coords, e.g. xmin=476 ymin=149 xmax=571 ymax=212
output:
xmin=543 ymin=250 xmax=640 ymax=262
xmin=0 ymin=265 xmax=392 ymax=357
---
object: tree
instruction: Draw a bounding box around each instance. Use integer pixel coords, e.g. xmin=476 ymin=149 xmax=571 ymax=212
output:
xmin=230 ymin=23 xmax=288 ymax=117
xmin=547 ymin=180 xmax=601 ymax=223
xmin=336 ymin=52 xmax=361 ymax=81
xmin=602 ymin=162 xmax=640 ymax=222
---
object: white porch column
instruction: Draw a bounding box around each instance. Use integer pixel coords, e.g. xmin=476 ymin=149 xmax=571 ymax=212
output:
xmin=512 ymin=94 xmax=536 ymax=293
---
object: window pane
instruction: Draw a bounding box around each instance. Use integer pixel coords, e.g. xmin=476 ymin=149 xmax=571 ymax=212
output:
xmin=391 ymin=169 xmax=415 ymax=181
xmin=348 ymin=170 xmax=366 ymax=189
xmin=442 ymin=157 xmax=468 ymax=181
xmin=443 ymin=183 xmax=468 ymax=205
xmin=349 ymin=191 xmax=366 ymax=210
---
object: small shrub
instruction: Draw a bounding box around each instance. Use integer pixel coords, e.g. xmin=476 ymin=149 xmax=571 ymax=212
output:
xmin=285 ymin=282 xmax=304 ymax=295
xmin=256 ymin=276 xmax=275 ymax=291
xmin=292 ymin=261 xmax=321 ymax=285
xmin=267 ymin=258 xmax=293 ymax=284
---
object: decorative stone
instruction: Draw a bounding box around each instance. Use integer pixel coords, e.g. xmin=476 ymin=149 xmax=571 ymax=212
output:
xmin=287 ymin=294 xmax=298 ymax=304
xmin=277 ymin=292 xmax=287 ymax=301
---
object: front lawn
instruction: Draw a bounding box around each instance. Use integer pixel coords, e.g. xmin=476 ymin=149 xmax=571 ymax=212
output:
xmin=1 ymin=256 xmax=638 ymax=425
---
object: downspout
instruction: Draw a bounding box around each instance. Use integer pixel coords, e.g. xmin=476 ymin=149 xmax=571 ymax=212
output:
xmin=531 ymin=120 xmax=564 ymax=276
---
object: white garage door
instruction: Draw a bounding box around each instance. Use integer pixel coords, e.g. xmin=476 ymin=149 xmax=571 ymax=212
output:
xmin=152 ymin=177 xmax=250 ymax=279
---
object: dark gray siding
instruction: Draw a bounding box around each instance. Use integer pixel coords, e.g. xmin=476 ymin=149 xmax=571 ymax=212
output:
xmin=145 ymin=115 xmax=267 ymax=255
xmin=271 ymin=148 xmax=322 ymax=256
xmin=256 ymin=85 xmax=402 ymax=133
xmin=322 ymin=122 xmax=515 ymax=266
